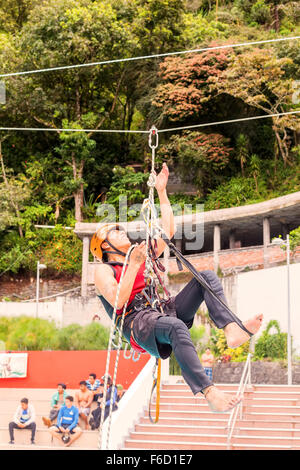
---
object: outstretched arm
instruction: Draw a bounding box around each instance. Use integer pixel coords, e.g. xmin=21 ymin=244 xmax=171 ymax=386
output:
xmin=153 ymin=163 xmax=175 ymax=257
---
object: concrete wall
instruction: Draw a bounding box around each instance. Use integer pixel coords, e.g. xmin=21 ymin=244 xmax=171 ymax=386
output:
xmin=0 ymin=297 xmax=64 ymax=326
xmin=0 ymin=295 xmax=111 ymax=329
xmin=236 ymin=263 xmax=300 ymax=354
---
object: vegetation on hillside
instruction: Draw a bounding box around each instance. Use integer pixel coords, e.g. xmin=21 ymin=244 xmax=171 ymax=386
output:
xmin=0 ymin=0 xmax=299 ymax=276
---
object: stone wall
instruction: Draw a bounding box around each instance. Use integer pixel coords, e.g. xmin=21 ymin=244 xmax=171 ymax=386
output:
xmin=212 ymin=361 xmax=300 ymax=385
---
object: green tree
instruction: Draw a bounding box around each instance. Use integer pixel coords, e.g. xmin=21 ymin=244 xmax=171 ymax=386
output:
xmin=235 ymin=133 xmax=249 ymax=177
xmin=55 ymin=123 xmax=96 ymax=222
xmin=159 ymin=130 xmax=232 ymax=195
xmin=151 ymin=47 xmax=231 ymax=125
xmin=1 ymin=0 xmax=136 ymax=220
xmin=0 ymin=0 xmax=41 ymax=32
xmin=211 ymin=47 xmax=300 ymax=167
xmin=254 ymin=319 xmax=287 ymax=359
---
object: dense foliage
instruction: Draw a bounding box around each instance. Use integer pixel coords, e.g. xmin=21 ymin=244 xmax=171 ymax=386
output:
xmin=0 ymin=0 xmax=299 ymax=276
xmin=0 ymin=315 xmax=110 ymax=350
xmin=254 ymin=319 xmax=288 ymax=359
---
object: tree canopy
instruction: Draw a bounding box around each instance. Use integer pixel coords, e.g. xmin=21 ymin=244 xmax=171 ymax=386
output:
xmin=0 ymin=0 xmax=299 ymax=276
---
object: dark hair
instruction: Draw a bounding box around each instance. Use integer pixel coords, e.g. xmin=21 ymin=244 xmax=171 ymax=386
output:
xmin=79 ymin=380 xmax=87 ymax=386
xmin=21 ymin=398 xmax=28 ymax=404
xmin=89 ymin=373 xmax=96 ymax=380
xmin=65 ymin=395 xmax=74 ymax=402
xmin=57 ymin=383 xmax=66 ymax=389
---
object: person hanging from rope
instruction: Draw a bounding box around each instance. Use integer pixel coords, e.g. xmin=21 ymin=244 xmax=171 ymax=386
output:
xmin=91 ymin=162 xmax=263 ymax=413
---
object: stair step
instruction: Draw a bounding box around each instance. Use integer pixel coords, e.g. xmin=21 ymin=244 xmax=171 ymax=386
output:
xmin=139 ymin=416 xmax=229 ymax=426
xmin=130 ymin=431 xmax=228 ymax=443
xmin=237 ymin=427 xmax=300 ymax=437
xmin=0 ymin=427 xmax=99 ymax=448
xmin=243 ymin=412 xmax=300 ymax=421
xmin=0 ymin=442 xmax=93 ymax=450
xmin=124 ymin=439 xmax=227 ymax=450
xmin=136 ymin=424 xmax=227 ymax=435
xmin=158 ymin=396 xmax=300 ymax=406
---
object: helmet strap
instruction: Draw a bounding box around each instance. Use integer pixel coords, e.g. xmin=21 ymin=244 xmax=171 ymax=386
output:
xmin=102 ymin=227 xmax=128 ymax=258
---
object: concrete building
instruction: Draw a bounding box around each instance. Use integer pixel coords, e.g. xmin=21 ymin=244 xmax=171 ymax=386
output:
xmin=74 ymin=191 xmax=300 ymax=297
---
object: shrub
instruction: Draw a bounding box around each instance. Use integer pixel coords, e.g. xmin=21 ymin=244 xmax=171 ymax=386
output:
xmin=254 ymin=320 xmax=287 ymax=360
xmin=5 ymin=316 xmax=59 ymax=351
xmin=0 ymin=316 xmax=110 ymax=351
xmin=57 ymin=322 xmax=110 ymax=351
xmin=212 ymin=328 xmax=250 ymax=362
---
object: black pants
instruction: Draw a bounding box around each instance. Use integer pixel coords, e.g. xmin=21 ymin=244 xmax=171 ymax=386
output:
xmin=9 ymin=421 xmax=36 ymax=441
xmin=154 ymin=270 xmax=241 ymax=395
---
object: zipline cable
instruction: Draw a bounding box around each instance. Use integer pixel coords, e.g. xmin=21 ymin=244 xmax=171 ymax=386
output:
xmin=0 ymin=35 xmax=299 ymax=78
xmin=0 ymin=110 xmax=299 ymax=135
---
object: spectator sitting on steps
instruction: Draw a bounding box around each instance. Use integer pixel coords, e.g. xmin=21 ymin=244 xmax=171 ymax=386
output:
xmin=86 ymin=373 xmax=102 ymax=402
xmin=42 ymin=383 xmax=68 ymax=427
xmin=9 ymin=398 xmax=36 ymax=445
xmin=75 ymin=380 xmax=93 ymax=430
xmin=49 ymin=396 xmax=82 ymax=448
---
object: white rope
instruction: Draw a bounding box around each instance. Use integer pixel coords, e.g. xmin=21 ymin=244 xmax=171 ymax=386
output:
xmin=0 ymin=35 xmax=299 ymax=78
xmin=0 ymin=126 xmax=148 ymax=134
xmin=0 ymin=111 xmax=299 ymax=135
xmin=98 ymin=243 xmax=136 ymax=450
xmin=158 ymin=110 xmax=300 ymax=133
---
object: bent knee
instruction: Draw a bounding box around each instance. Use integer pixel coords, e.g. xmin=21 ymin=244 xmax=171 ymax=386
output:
xmin=201 ymin=269 xmax=217 ymax=279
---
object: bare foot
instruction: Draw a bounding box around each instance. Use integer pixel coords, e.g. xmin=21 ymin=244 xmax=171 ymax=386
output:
xmin=201 ymin=386 xmax=242 ymax=413
xmin=224 ymin=314 xmax=263 ymax=349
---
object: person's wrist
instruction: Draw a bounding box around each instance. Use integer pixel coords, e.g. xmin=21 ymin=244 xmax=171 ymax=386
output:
xmin=157 ymin=188 xmax=168 ymax=198
xmin=128 ymin=259 xmax=143 ymax=270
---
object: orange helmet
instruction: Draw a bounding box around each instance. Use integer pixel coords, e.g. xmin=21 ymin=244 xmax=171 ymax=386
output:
xmin=90 ymin=223 xmax=127 ymax=261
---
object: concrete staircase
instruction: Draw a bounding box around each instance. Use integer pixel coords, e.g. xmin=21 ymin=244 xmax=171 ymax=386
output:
xmin=0 ymin=388 xmax=101 ymax=450
xmin=123 ymin=382 xmax=300 ymax=450
xmin=1 ymin=382 xmax=300 ymax=450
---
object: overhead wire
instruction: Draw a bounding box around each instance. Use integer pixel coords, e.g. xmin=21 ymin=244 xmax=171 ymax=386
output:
xmin=0 ymin=110 xmax=299 ymax=135
xmin=0 ymin=35 xmax=299 ymax=78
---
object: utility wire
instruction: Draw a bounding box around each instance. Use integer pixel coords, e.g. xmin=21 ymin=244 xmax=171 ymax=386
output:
xmin=0 ymin=110 xmax=299 ymax=135
xmin=0 ymin=36 xmax=299 ymax=78
xmin=158 ymin=110 xmax=300 ymax=133
xmin=0 ymin=126 xmax=148 ymax=134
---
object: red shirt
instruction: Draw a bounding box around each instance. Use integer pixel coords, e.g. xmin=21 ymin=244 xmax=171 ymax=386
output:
xmin=108 ymin=261 xmax=147 ymax=353
xmin=108 ymin=262 xmax=146 ymax=314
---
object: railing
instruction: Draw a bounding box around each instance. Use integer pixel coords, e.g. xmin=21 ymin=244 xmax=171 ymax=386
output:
xmin=226 ymin=353 xmax=252 ymax=449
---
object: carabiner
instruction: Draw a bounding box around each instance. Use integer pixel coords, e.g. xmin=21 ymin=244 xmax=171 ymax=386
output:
xmin=123 ymin=342 xmax=132 ymax=360
xmin=131 ymin=350 xmax=141 ymax=362
xmin=148 ymin=125 xmax=159 ymax=150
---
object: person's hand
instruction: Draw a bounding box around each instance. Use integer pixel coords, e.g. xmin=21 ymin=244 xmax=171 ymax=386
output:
xmin=59 ymin=426 xmax=65 ymax=432
xmin=155 ymin=163 xmax=169 ymax=194
xmin=130 ymin=241 xmax=147 ymax=267
xmin=18 ymin=423 xmax=25 ymax=428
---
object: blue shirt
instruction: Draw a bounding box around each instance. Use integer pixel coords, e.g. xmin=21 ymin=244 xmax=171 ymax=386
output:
xmin=20 ymin=409 xmax=30 ymax=424
xmin=105 ymin=386 xmax=117 ymax=407
xmin=57 ymin=405 xmax=79 ymax=431
xmin=86 ymin=379 xmax=101 ymax=391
